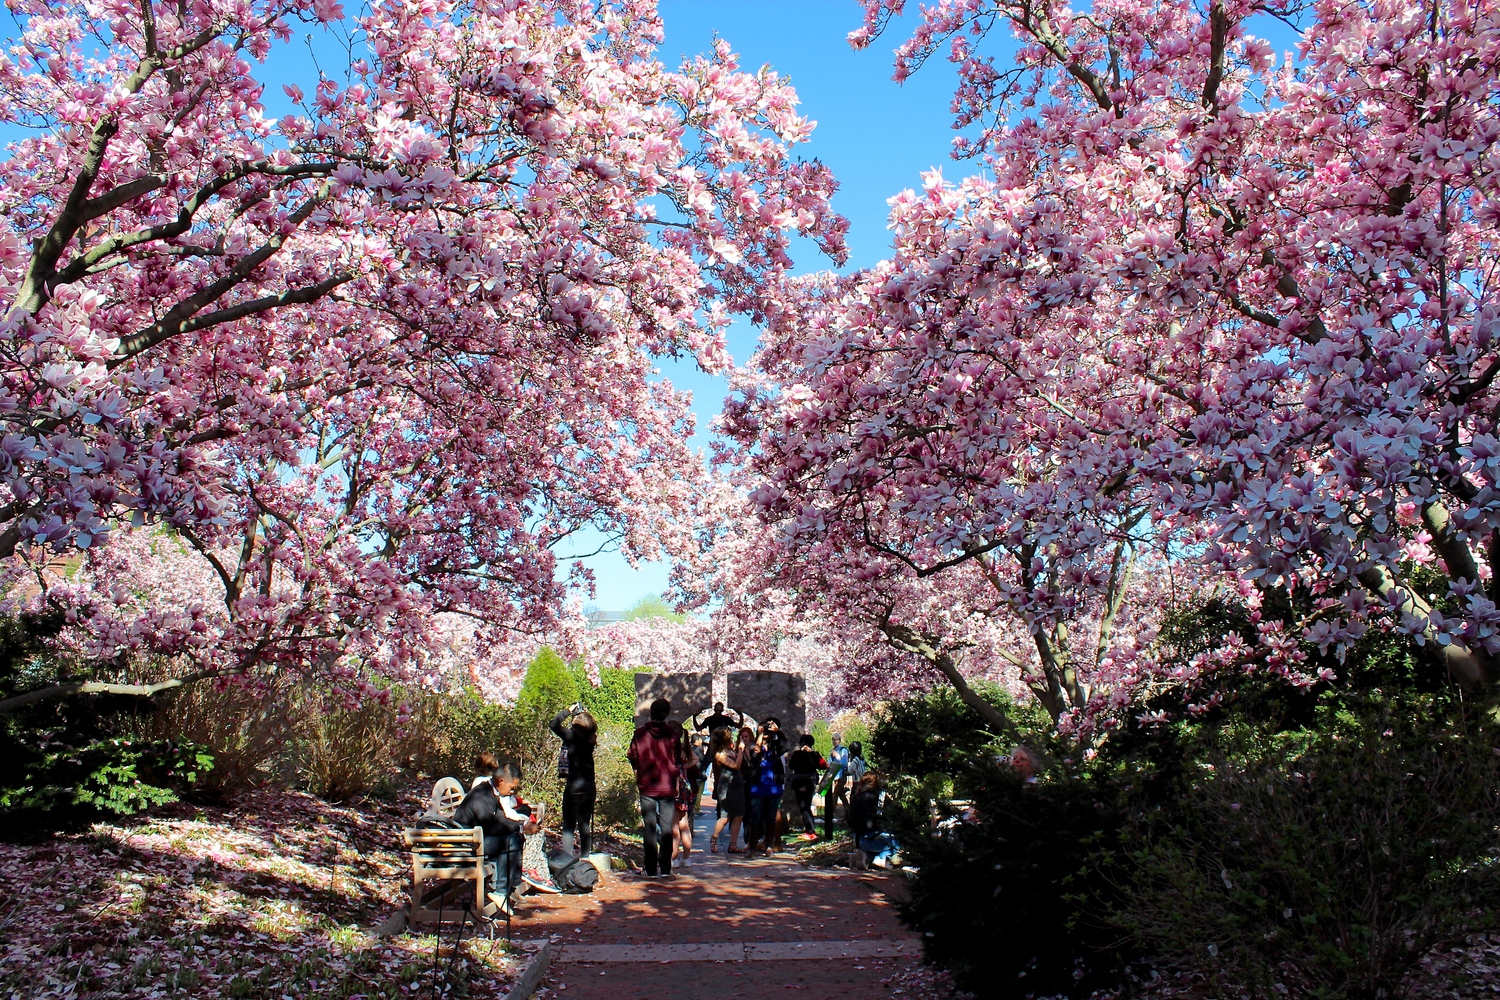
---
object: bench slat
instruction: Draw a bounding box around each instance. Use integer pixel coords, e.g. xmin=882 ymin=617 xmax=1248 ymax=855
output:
xmin=401 ymin=826 xmax=498 ymax=926
xmin=404 ymin=828 xmax=483 ymax=842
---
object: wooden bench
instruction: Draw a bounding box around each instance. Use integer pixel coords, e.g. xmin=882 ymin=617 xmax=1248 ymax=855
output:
xmin=402 ymin=826 xmax=503 ymax=926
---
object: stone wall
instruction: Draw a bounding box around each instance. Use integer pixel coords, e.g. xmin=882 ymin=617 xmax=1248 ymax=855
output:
xmin=633 ymin=671 xmax=713 ymax=727
xmin=726 ymin=670 xmax=807 ymax=736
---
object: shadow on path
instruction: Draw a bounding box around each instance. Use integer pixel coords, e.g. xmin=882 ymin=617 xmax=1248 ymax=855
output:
xmin=520 ymin=799 xmax=921 ymax=1000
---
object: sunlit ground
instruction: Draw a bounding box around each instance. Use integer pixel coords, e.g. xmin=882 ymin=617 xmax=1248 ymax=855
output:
xmin=0 ymin=786 xmax=535 ymax=999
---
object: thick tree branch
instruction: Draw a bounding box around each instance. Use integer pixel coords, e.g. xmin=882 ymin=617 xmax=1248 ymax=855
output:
xmin=1201 ymin=2 xmax=1228 ymax=110
xmin=114 ymin=271 xmax=351 ymax=363
xmin=1421 ymin=499 xmax=1482 ymax=587
xmin=1095 ymin=540 xmax=1138 ymax=670
xmin=0 ymin=666 xmax=245 ymax=714
xmin=1025 ymin=13 xmax=1114 ymax=111
xmin=878 ymin=619 xmax=1023 ymax=741
xmin=1357 ymin=563 xmax=1487 ymax=689
xmin=55 ymin=161 xmax=337 ymax=289
xmin=7 ymin=21 xmax=229 ymax=317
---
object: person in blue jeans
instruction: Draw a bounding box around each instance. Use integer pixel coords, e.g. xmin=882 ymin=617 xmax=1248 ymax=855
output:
xmin=627 ymin=697 xmax=683 ymax=877
xmin=745 ymin=718 xmax=787 ymax=856
xmin=451 ymin=759 xmax=537 ymax=911
xmin=821 ymin=732 xmax=851 ymax=840
xmin=848 ymin=772 xmax=902 ymax=868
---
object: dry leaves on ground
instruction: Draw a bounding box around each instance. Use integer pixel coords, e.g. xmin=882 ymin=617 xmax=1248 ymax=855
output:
xmin=0 ymin=785 xmax=535 ymax=999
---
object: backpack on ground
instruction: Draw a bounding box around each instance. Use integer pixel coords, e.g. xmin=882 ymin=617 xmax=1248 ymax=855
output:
xmin=549 ymin=863 xmax=600 ymax=899
xmin=547 ymin=849 xmax=599 ymax=893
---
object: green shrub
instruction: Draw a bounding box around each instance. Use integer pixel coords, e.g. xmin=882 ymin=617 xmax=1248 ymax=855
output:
xmin=1107 ymin=717 xmax=1500 ymax=999
xmin=574 ymin=664 xmax=635 ymax=729
xmin=0 ymin=612 xmax=217 ymax=838
xmin=591 ymin=718 xmax=640 ymax=830
xmin=2 ymin=737 xmax=214 ymax=837
xmin=898 ymin=763 xmax=1129 ymax=998
xmin=811 ymin=711 xmax=872 ymax=762
xmin=886 ymin=619 xmax=1500 ymax=1000
xmin=2 ymin=613 xmax=667 ymax=839
xmin=869 ymin=682 xmax=1134 ymax=997
xmin=409 ymin=688 xmax=509 ymax=782
xmin=869 ymin=683 xmax=1020 ymax=784
xmin=622 ymin=595 xmax=684 ymax=622
xmin=513 ymin=647 xmax=578 ymax=730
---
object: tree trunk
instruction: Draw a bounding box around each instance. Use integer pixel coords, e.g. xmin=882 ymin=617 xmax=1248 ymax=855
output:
xmin=877 ymin=621 xmax=1023 ymax=742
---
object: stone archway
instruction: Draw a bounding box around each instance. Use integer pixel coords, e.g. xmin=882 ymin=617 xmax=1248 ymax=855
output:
xmin=630 ymin=669 xmax=806 ymax=736
xmin=632 ymin=671 xmax=712 ymax=727
xmin=727 ymin=670 xmax=807 ymax=737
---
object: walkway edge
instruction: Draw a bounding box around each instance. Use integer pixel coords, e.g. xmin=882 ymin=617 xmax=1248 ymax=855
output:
xmin=556 ymin=938 xmax=915 ymax=964
xmin=503 ymin=938 xmax=554 ymax=1000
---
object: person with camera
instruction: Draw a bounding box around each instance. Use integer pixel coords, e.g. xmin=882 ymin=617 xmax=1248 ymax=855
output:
xmin=550 ymin=703 xmax=598 ymax=858
xmin=744 ymin=717 xmax=787 ymax=856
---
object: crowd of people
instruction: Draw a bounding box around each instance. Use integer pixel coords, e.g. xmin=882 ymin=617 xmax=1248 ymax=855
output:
xmin=626 ymin=697 xmax=887 ymax=876
xmin=417 ymin=696 xmax=897 ymax=913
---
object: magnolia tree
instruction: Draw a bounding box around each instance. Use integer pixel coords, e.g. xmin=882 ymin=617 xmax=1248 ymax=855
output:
xmin=0 ymin=0 xmax=846 ymax=709
xmin=713 ymin=474 xmax=1216 ymax=736
xmin=726 ymin=0 xmax=1500 ymax=736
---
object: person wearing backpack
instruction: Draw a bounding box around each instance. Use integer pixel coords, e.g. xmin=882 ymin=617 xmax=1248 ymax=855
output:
xmin=847 ymin=741 xmax=869 ymax=785
xmin=550 ymin=704 xmax=598 ymax=858
xmin=626 ymin=698 xmax=684 ymax=877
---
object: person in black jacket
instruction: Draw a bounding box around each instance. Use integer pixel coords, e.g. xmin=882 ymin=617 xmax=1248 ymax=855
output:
xmin=693 ymin=702 xmax=743 ymax=741
xmin=786 ymin=734 xmax=826 ymax=837
xmin=452 ymin=759 xmax=536 ymax=908
xmin=550 ymin=704 xmax=597 ymax=857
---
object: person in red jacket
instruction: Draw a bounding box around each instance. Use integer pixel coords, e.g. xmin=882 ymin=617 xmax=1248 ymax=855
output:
xmin=626 ymin=698 xmax=683 ymax=877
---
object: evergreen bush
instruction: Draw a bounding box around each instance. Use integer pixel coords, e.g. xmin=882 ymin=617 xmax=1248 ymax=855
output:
xmin=884 ymin=616 xmax=1500 ymax=1000
xmin=574 ymin=664 xmax=636 ymax=728
xmin=1108 ymin=713 xmax=1500 ymax=999
xmin=513 ymin=647 xmax=579 ymax=728
xmin=0 ymin=612 xmax=217 ymax=839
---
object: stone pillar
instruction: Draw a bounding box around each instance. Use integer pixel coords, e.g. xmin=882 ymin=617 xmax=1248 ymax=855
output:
xmin=633 ymin=671 xmax=713 ymax=727
xmin=727 ymin=670 xmax=807 ymax=736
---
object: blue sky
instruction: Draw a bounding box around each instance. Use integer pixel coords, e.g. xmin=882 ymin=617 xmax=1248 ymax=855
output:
xmin=580 ymin=1 xmax=990 ymax=614
xmin=243 ymin=1 xmax=981 ymax=614
xmin=0 ymin=0 xmax=979 ymax=614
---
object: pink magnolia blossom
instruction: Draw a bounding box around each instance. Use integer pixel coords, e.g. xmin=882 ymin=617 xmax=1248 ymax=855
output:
xmin=0 ymin=0 xmax=844 ymax=701
xmin=732 ymin=0 xmax=1500 ymax=733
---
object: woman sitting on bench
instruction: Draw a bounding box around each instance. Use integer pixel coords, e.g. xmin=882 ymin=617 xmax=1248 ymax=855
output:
xmin=451 ymin=758 xmax=539 ymax=912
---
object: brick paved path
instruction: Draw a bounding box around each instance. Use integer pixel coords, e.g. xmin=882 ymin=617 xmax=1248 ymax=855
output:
xmin=519 ymin=800 xmax=922 ymax=1000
